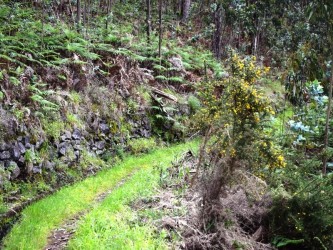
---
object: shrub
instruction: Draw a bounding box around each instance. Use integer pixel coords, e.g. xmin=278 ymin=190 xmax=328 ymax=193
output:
xmin=194 ymin=52 xmax=283 ymax=176
xmin=269 ymin=173 xmax=333 ymax=249
xmin=187 ymin=95 xmax=201 ymax=114
xmin=128 ymin=138 xmax=157 ymax=155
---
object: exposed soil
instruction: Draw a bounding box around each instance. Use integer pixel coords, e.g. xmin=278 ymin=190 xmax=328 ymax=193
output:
xmin=44 ymin=172 xmax=136 ymax=250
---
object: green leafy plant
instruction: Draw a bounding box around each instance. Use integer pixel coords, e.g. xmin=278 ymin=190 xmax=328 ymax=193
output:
xmin=128 ymin=138 xmax=157 ymax=155
xmin=269 ymin=173 xmax=333 ymax=249
xmin=187 ymin=95 xmax=201 ymax=114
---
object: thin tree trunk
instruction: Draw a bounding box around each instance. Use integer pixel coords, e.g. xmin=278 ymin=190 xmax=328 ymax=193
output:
xmin=158 ymin=0 xmax=162 ymax=61
xmin=76 ymin=0 xmax=81 ymax=31
xmin=322 ymin=18 xmax=333 ymax=175
xmin=322 ymin=60 xmax=333 ymax=175
xmin=211 ymin=3 xmax=223 ymax=60
xmin=83 ymin=0 xmax=87 ymax=28
xmin=146 ymin=0 xmax=151 ymax=45
xmin=41 ymin=1 xmax=45 ymax=48
xmin=106 ymin=0 xmax=112 ymax=30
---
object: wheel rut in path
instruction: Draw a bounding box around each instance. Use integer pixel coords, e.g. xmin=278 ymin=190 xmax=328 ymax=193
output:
xmin=44 ymin=172 xmax=135 ymax=250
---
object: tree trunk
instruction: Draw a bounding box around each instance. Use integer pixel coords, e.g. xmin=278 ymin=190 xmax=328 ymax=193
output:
xmin=211 ymin=3 xmax=223 ymax=60
xmin=158 ymin=0 xmax=162 ymax=60
xmin=322 ymin=59 xmax=333 ymax=175
xmin=181 ymin=0 xmax=191 ymax=22
xmin=105 ymin=0 xmax=112 ymax=30
xmin=322 ymin=16 xmax=333 ymax=174
xmin=146 ymin=0 xmax=151 ymax=44
xmin=83 ymin=0 xmax=87 ymax=28
xmin=76 ymin=0 xmax=81 ymax=31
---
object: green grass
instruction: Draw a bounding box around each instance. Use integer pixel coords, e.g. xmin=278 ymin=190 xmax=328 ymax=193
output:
xmin=3 ymin=141 xmax=199 ymax=250
xmin=67 ymin=141 xmax=200 ymax=249
xmin=271 ymin=106 xmax=294 ymax=133
xmin=67 ymin=168 xmax=167 ymax=250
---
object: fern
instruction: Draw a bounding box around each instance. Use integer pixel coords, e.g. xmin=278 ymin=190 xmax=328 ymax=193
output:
xmin=31 ymin=95 xmax=59 ymax=110
xmin=168 ymin=76 xmax=184 ymax=83
xmin=155 ymin=75 xmax=168 ymax=81
xmin=9 ymin=76 xmax=20 ymax=86
xmin=153 ymin=64 xmax=167 ymax=71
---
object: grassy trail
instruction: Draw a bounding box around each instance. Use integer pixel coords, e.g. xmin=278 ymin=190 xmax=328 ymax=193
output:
xmin=2 ymin=141 xmax=198 ymax=250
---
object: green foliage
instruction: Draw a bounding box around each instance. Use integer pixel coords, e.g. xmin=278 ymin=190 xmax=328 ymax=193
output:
xmin=195 ymin=52 xmax=284 ymax=171
xmin=80 ymin=150 xmax=106 ymax=170
xmin=128 ymin=138 xmax=157 ymax=155
xmin=150 ymin=96 xmax=186 ymax=142
xmin=24 ymin=149 xmax=40 ymax=164
xmin=187 ymin=95 xmax=201 ymax=114
xmin=66 ymin=113 xmax=84 ymax=129
xmin=269 ymin=173 xmax=333 ymax=249
xmin=268 ymin=78 xmax=333 ymax=249
xmin=29 ymin=83 xmax=59 ymax=112
xmin=272 ymin=236 xmax=304 ymax=248
xmin=43 ymin=119 xmax=65 ymax=140
xmin=286 ymin=80 xmax=328 ymax=148
xmin=4 ymin=142 xmax=197 ymax=250
xmin=69 ymin=91 xmax=82 ymax=105
xmin=0 ymin=195 xmax=7 ymax=214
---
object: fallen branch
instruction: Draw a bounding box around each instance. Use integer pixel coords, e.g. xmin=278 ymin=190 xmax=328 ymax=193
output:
xmin=152 ymin=87 xmax=178 ymax=102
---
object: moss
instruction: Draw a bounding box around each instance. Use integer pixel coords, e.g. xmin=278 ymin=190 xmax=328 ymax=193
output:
xmin=69 ymin=91 xmax=82 ymax=105
xmin=80 ymin=150 xmax=106 ymax=170
xmin=66 ymin=113 xmax=84 ymax=129
xmin=43 ymin=119 xmax=65 ymax=140
xmin=0 ymin=195 xmax=7 ymax=214
xmin=109 ymin=120 xmax=119 ymax=134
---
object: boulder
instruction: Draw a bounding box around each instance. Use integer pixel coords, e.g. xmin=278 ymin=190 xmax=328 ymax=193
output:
xmin=22 ymin=136 xmax=30 ymax=145
xmin=11 ymin=144 xmax=21 ymax=160
xmin=58 ymin=147 xmax=67 ymax=156
xmin=72 ymin=129 xmax=82 ymax=140
xmin=58 ymin=141 xmax=72 ymax=157
xmin=35 ymin=139 xmax=44 ymax=150
xmin=18 ymin=142 xmax=26 ymax=154
xmin=8 ymin=161 xmax=20 ymax=180
xmin=0 ymin=151 xmax=11 ymax=160
xmin=32 ymin=166 xmax=42 ymax=174
xmin=99 ymin=123 xmax=110 ymax=134
xmin=0 ymin=142 xmax=10 ymax=151
xmin=168 ymin=56 xmax=186 ymax=77
xmin=73 ymin=140 xmax=82 ymax=145
xmin=0 ymin=161 xmax=4 ymax=170
xmin=43 ymin=161 xmax=55 ymax=171
xmin=96 ymin=150 xmax=105 ymax=155
xmin=95 ymin=140 xmax=106 ymax=150
xmin=17 ymin=156 xmax=25 ymax=168
xmin=74 ymin=150 xmax=80 ymax=160
xmin=60 ymin=130 xmax=72 ymax=141
xmin=26 ymin=162 xmax=33 ymax=174
xmin=73 ymin=144 xmax=83 ymax=151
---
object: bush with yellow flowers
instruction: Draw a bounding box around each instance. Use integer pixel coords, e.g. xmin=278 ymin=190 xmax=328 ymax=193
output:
xmin=194 ymin=51 xmax=285 ymax=175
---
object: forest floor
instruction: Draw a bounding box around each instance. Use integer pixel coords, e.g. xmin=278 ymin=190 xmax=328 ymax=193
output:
xmin=2 ymin=141 xmax=199 ymax=250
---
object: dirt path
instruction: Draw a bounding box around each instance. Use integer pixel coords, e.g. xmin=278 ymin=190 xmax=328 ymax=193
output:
xmin=44 ymin=173 xmax=135 ymax=250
